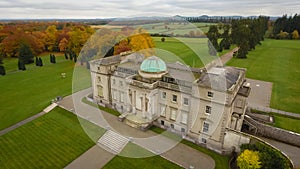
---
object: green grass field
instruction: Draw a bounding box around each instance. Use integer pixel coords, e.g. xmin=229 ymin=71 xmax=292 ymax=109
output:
xmin=104 ymin=142 xmax=183 ymax=169
xmin=103 ymin=155 xmax=183 ymax=169
xmin=153 ymin=37 xmax=218 ymax=67
xmin=272 ymin=114 xmax=300 ymax=133
xmin=150 ymin=126 xmax=230 ymax=169
xmin=0 ymin=107 xmax=105 ymax=168
xmin=0 ymin=54 xmax=91 ymax=130
xmin=227 ymin=39 xmax=300 ymax=113
xmin=137 ymin=22 xmax=213 ymax=35
xmin=251 ymin=109 xmax=300 ymax=133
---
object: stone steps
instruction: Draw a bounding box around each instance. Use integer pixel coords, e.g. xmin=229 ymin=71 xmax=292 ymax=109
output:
xmin=97 ymin=130 xmax=129 ymax=154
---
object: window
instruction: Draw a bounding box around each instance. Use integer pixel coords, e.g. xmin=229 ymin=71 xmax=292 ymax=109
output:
xmin=112 ymin=79 xmax=116 ymax=85
xmin=181 ymin=128 xmax=185 ymax=132
xmin=205 ymin=106 xmax=211 ymax=114
xmin=97 ymin=85 xmax=103 ymax=97
xmin=208 ymin=91 xmax=214 ymax=97
xmin=183 ymin=98 xmax=189 ymax=106
xmin=113 ymin=91 xmax=117 ymax=100
xmin=181 ymin=112 xmax=188 ymax=124
xmin=120 ymin=92 xmax=124 ymax=103
xmin=201 ymin=138 xmax=207 ymax=143
xmin=161 ymin=92 xmax=166 ymax=99
xmin=160 ymin=105 xmax=166 ymax=117
xmin=97 ymin=76 xmax=101 ymax=83
xmin=203 ymin=122 xmax=209 ymax=133
xmin=119 ymin=81 xmax=123 ymax=87
xmin=170 ymin=109 xmax=177 ymax=120
xmin=170 ymin=124 xmax=174 ymax=129
xmin=172 ymin=95 xmax=177 ymax=102
xmin=97 ymin=67 xmax=100 ymax=71
xmin=161 ymin=120 xmax=165 ymax=125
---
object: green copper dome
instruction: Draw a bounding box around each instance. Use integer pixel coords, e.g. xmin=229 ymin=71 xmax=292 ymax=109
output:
xmin=140 ymin=56 xmax=167 ymax=73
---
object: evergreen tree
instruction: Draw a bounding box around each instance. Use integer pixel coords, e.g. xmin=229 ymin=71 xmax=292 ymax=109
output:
xmin=70 ymin=52 xmax=73 ymax=61
xmin=0 ymin=65 xmax=5 ymax=75
xmin=50 ymin=54 xmax=53 ymax=63
xmin=219 ymin=24 xmax=232 ymax=50
xmin=19 ymin=42 xmax=34 ymax=64
xmin=0 ymin=56 xmax=5 ymax=75
xmin=73 ymin=53 xmax=77 ymax=62
xmin=18 ymin=60 xmax=26 ymax=70
xmin=35 ymin=57 xmax=39 ymax=66
xmin=64 ymin=52 xmax=68 ymax=59
xmin=39 ymin=57 xmax=43 ymax=66
xmin=207 ymin=25 xmax=220 ymax=54
xmin=52 ymin=54 xmax=56 ymax=63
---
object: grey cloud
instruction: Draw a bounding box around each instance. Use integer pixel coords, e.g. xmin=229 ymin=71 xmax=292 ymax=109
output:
xmin=0 ymin=0 xmax=299 ymax=19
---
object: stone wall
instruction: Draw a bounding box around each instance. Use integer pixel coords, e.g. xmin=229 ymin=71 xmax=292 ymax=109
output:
xmin=223 ymin=130 xmax=250 ymax=152
xmin=244 ymin=115 xmax=300 ymax=147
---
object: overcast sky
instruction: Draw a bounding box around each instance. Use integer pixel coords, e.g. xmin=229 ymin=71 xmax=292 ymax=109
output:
xmin=0 ymin=0 xmax=299 ymax=19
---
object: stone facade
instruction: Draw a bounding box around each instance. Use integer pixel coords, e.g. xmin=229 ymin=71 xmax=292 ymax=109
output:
xmin=90 ymin=53 xmax=251 ymax=152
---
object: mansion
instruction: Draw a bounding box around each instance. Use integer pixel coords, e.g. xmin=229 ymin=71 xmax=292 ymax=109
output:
xmin=89 ymin=52 xmax=251 ymax=152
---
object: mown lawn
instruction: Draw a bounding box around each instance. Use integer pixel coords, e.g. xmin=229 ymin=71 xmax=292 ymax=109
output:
xmin=150 ymin=126 xmax=230 ymax=169
xmin=103 ymin=156 xmax=183 ymax=169
xmin=0 ymin=107 xmax=105 ymax=168
xmin=272 ymin=114 xmax=300 ymax=133
xmin=104 ymin=142 xmax=183 ymax=169
xmin=0 ymin=54 xmax=91 ymax=130
xmin=153 ymin=37 xmax=218 ymax=68
xmin=227 ymin=39 xmax=300 ymax=113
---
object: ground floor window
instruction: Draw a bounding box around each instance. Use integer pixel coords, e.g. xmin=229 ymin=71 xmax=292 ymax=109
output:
xmin=170 ymin=109 xmax=177 ymax=120
xmin=181 ymin=128 xmax=185 ymax=132
xmin=97 ymin=85 xmax=103 ymax=97
xmin=161 ymin=120 xmax=165 ymax=125
xmin=160 ymin=105 xmax=166 ymax=117
xmin=181 ymin=111 xmax=188 ymax=124
xmin=201 ymin=138 xmax=207 ymax=143
xmin=170 ymin=124 xmax=174 ymax=129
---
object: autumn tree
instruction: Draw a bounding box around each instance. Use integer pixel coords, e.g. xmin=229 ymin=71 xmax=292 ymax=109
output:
xmin=44 ymin=25 xmax=58 ymax=51
xmin=240 ymin=143 xmax=291 ymax=169
xmin=121 ymin=28 xmax=155 ymax=57
xmin=59 ymin=37 xmax=68 ymax=52
xmin=68 ymin=26 xmax=94 ymax=56
xmin=292 ymin=30 xmax=299 ymax=39
xmin=237 ymin=149 xmax=261 ymax=169
xmin=113 ymin=38 xmax=131 ymax=55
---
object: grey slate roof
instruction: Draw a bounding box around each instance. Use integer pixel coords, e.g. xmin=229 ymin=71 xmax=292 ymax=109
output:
xmin=197 ymin=67 xmax=242 ymax=91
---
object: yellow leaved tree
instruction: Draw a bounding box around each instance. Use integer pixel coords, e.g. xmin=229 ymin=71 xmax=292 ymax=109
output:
xmin=237 ymin=149 xmax=261 ymax=169
xmin=114 ymin=27 xmax=155 ymax=57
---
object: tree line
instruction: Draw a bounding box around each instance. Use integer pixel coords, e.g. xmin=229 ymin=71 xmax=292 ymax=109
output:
xmin=271 ymin=14 xmax=300 ymax=39
xmin=0 ymin=22 xmax=95 ymax=74
xmin=207 ymin=16 xmax=269 ymax=58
